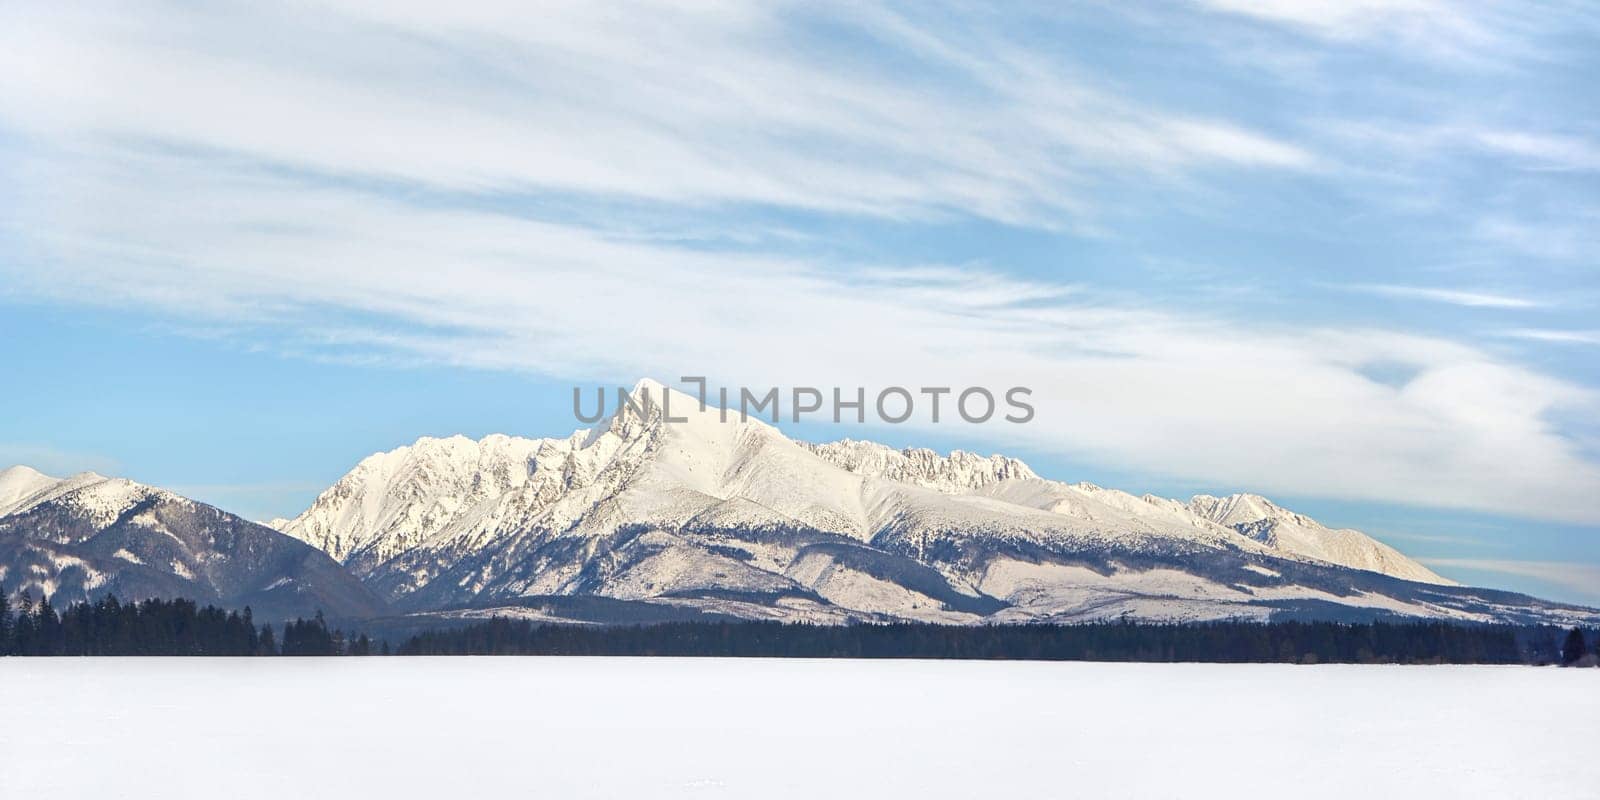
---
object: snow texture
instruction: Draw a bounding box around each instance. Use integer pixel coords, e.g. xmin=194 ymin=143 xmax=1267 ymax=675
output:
xmin=0 ymin=658 xmax=1594 ymax=800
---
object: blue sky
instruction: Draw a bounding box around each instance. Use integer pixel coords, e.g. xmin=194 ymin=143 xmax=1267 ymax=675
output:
xmin=1 ymin=2 xmax=1597 ymax=603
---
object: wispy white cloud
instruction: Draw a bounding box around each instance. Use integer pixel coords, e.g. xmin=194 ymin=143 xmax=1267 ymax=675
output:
xmin=0 ymin=2 xmax=1597 ymax=529
xmin=1376 ymin=530 xmax=1485 ymax=547
xmin=1474 ymin=131 xmax=1600 ymax=173
xmin=1194 ymin=0 xmax=1477 ymax=38
xmin=1335 ymin=284 xmax=1544 ymax=309
xmin=6 ymin=144 xmax=1600 ymax=524
xmin=0 ymin=2 xmax=1314 ymax=231
xmin=1474 ymin=215 xmax=1597 ymax=262
xmin=1189 ymin=0 xmax=1518 ymax=66
xmin=1500 ymin=329 xmax=1600 ymax=346
xmin=1188 ymin=0 xmax=1597 ymax=67
xmin=1325 ymin=121 xmax=1600 ymax=172
xmin=1306 ymin=119 xmax=1600 ymax=276
xmin=1421 ymin=558 xmax=1600 ymax=604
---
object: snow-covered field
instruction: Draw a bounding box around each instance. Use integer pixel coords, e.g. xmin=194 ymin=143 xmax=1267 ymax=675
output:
xmin=2 ymin=659 xmax=1594 ymax=799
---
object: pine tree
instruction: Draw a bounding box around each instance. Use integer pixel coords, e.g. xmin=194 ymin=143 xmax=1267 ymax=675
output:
xmin=11 ymin=589 xmax=36 ymax=655
xmin=1560 ymin=627 xmax=1587 ymax=665
xmin=0 ymin=581 xmax=11 ymax=655
xmin=35 ymin=593 xmax=61 ymax=656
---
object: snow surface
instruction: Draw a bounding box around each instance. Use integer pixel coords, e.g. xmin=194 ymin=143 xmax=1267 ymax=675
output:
xmin=0 ymin=658 xmax=1593 ymax=799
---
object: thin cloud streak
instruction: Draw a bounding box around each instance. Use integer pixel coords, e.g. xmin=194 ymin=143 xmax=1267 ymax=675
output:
xmin=1422 ymin=558 xmax=1600 ymax=604
xmin=1193 ymin=0 xmax=1488 ymax=41
xmin=1188 ymin=0 xmax=1589 ymax=66
xmin=1474 ymin=131 xmax=1600 ymax=173
xmin=1500 ymin=329 xmax=1600 ymax=346
xmin=1335 ymin=284 xmax=1544 ymax=309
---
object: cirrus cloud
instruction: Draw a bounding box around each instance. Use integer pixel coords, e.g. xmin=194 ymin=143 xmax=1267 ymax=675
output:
xmin=0 ymin=0 xmax=1597 ymax=528
xmin=4 ymin=142 xmax=1599 ymax=523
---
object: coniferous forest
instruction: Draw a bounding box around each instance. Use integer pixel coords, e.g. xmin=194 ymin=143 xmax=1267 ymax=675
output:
xmin=0 ymin=584 xmax=374 ymax=656
xmin=394 ymin=617 xmax=1595 ymax=664
xmin=2 ymin=582 xmax=1596 ymax=663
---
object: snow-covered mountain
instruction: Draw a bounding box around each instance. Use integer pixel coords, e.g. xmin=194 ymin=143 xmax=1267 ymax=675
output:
xmin=273 ymin=380 xmax=1595 ymax=626
xmin=1186 ymin=493 xmax=1447 ymax=584
xmin=0 ymin=466 xmax=385 ymax=620
xmin=804 ymin=441 xmax=1452 ymax=584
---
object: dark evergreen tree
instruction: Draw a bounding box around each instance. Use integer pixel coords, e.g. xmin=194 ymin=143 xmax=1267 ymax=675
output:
xmin=258 ymin=624 xmax=278 ymax=655
xmin=1560 ymin=627 xmax=1587 ymax=665
xmin=0 ymin=594 xmax=270 ymax=655
xmin=35 ymin=595 xmax=62 ymax=655
xmin=281 ymin=611 xmax=336 ymax=656
xmin=0 ymin=581 xmax=11 ymax=654
xmin=11 ymin=600 xmax=36 ymax=655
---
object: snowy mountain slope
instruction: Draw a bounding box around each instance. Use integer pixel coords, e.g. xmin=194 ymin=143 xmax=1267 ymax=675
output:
xmin=1187 ymin=493 xmax=1450 ymax=585
xmin=0 ymin=467 xmax=385 ymax=620
xmin=0 ymin=466 xmax=64 ymax=516
xmin=800 ymin=444 xmax=1450 ymax=584
xmin=274 ymin=380 xmax=1595 ymax=626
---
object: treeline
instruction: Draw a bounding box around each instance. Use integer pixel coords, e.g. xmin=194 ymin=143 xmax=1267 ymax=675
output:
xmin=397 ymin=617 xmax=1596 ymax=665
xmin=4 ymin=582 xmax=1597 ymax=663
xmin=0 ymin=586 xmax=383 ymax=656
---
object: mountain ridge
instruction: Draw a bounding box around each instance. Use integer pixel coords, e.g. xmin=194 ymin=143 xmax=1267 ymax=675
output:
xmin=269 ymin=381 xmax=1587 ymax=626
xmin=0 ymin=467 xmax=385 ymax=620
xmin=5 ymin=382 xmax=1584 ymax=626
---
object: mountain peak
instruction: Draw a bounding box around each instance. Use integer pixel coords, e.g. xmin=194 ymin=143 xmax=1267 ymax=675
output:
xmin=1 ymin=464 xmax=51 ymax=481
xmin=0 ymin=467 xmax=382 ymax=619
xmin=1190 ymin=493 xmax=1311 ymax=529
xmin=1 ymin=465 xmax=63 ymax=516
xmin=589 ymin=379 xmax=770 ymax=448
xmin=1188 ymin=492 xmax=1452 ymax=585
xmin=630 ymin=376 xmax=668 ymax=394
xmin=0 ymin=467 xmax=137 ymax=520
